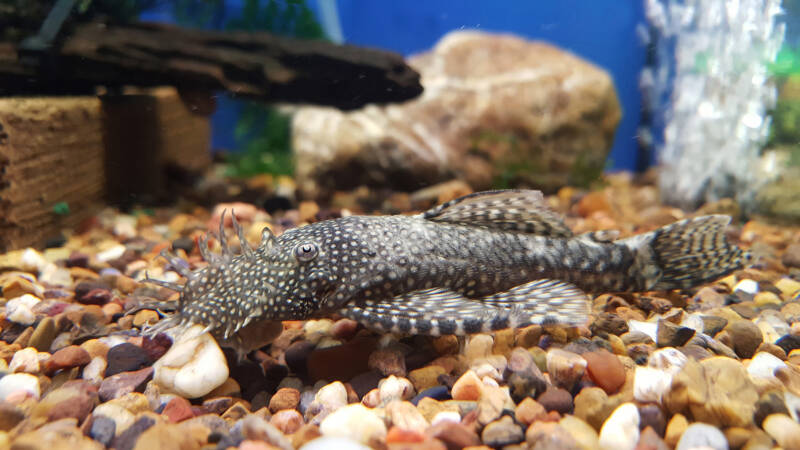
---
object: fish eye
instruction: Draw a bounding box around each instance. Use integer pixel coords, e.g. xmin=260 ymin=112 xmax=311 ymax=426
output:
xmin=294 ymin=242 xmax=319 ymax=262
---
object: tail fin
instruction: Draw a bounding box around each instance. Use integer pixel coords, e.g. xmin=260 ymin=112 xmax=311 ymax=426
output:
xmin=621 ymin=215 xmax=750 ymax=291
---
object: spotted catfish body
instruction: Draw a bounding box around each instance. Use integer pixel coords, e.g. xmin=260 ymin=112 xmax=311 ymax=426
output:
xmin=149 ymin=190 xmax=749 ymax=347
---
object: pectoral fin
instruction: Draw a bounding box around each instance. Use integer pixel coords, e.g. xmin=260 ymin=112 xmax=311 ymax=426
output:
xmin=337 ymin=279 xmax=590 ymax=336
xmin=480 ymin=279 xmax=590 ymax=326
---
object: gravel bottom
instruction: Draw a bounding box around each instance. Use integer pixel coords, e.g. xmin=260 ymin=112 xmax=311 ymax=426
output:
xmin=0 ymin=174 xmax=799 ymax=450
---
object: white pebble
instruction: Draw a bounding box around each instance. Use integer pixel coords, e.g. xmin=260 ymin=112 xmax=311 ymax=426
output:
xmin=9 ymin=347 xmax=41 ymax=374
xmin=83 ymin=356 xmax=108 ymax=384
xmin=316 ymin=337 xmax=343 ymax=349
xmin=747 ymin=352 xmax=787 ymax=380
xmin=153 ymin=325 xmax=229 ymax=398
xmin=648 ymin=347 xmax=688 ymax=375
xmin=93 ymin=403 xmax=135 ymax=436
xmin=307 ymin=381 xmax=349 ymax=423
xmin=20 ymin=248 xmax=48 ymax=273
xmin=300 ymin=436 xmax=371 ymax=450
xmin=680 ymin=314 xmax=705 ymax=334
xmin=0 ymin=373 xmax=40 ymax=401
xmin=546 ymin=348 xmax=587 ymax=389
xmin=675 ymin=422 xmax=728 ymax=450
xmin=472 ymin=361 xmax=504 ymax=382
xmin=316 ymin=381 xmax=348 ymax=409
xmin=38 ymin=264 xmax=73 ymax=287
xmin=386 ymin=400 xmax=429 ymax=433
xmin=431 ymin=411 xmax=462 ymax=426
xmin=627 ymin=320 xmax=658 ymax=342
xmin=734 ymin=279 xmax=759 ymax=295
xmin=319 ymin=403 xmax=387 ymax=445
xmin=113 ymin=215 xmax=138 ymax=239
xmin=96 ymin=245 xmax=127 ymax=263
xmin=99 ymin=335 xmax=130 ymax=349
xmin=361 ymin=389 xmax=380 ymax=408
xmin=464 ymin=334 xmax=494 ymax=361
xmin=378 ymin=376 xmax=414 ymax=405
xmin=755 ymin=313 xmax=789 ymax=344
xmin=763 ymin=413 xmax=800 ymax=450
xmin=304 ymin=319 xmax=334 ymax=343
xmin=5 ymin=294 xmax=40 ymax=325
xmin=633 ymin=367 xmax=673 ymax=404
xmin=598 ymin=402 xmax=640 ymax=450
xmin=124 ymin=260 xmax=148 ymax=275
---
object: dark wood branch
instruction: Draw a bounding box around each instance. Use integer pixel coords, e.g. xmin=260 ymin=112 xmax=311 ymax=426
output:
xmin=0 ymin=21 xmax=423 ymax=109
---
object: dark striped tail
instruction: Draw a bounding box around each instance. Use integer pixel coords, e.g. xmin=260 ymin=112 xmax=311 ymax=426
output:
xmin=622 ymin=215 xmax=750 ymax=291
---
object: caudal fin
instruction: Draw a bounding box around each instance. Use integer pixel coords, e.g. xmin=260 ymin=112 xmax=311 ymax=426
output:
xmin=622 ymin=215 xmax=750 ymax=291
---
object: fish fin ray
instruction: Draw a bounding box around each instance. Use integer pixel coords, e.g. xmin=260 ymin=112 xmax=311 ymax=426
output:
xmin=621 ymin=215 xmax=750 ymax=290
xmin=338 ymin=288 xmax=510 ymax=336
xmin=479 ymin=279 xmax=590 ymax=326
xmin=422 ymin=189 xmax=573 ymax=237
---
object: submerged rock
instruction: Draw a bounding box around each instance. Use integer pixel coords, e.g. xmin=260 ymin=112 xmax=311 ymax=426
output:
xmin=292 ymin=30 xmax=620 ymax=199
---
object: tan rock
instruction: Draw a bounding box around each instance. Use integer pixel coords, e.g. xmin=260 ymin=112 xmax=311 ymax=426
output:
xmin=292 ymin=30 xmax=621 ymax=200
xmin=763 ymin=413 xmax=800 ymax=449
xmin=573 ymin=387 xmax=621 ymax=431
xmin=451 ymin=370 xmax=483 ymax=401
xmin=664 ymin=357 xmax=758 ymax=427
xmin=664 ymin=413 xmax=688 ymax=447
xmin=408 ymin=366 xmax=447 ymax=393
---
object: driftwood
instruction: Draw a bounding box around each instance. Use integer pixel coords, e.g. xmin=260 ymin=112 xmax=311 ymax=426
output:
xmin=0 ymin=21 xmax=423 ymax=109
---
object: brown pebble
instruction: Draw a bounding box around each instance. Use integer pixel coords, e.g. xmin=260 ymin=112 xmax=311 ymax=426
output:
xmin=369 ymin=348 xmax=407 ymax=377
xmin=725 ymin=320 xmax=763 ymax=359
xmin=307 ymin=336 xmax=376 ymax=382
xmin=656 ymin=319 xmax=695 ymax=348
xmin=515 ymin=325 xmax=543 ymax=348
xmin=132 ymin=423 xmax=198 ymax=450
xmin=11 ymin=327 xmax=33 ymax=348
xmin=271 ymin=409 xmax=304 ymax=434
xmin=692 ymin=287 xmax=727 ymax=310
xmin=409 ymin=365 xmax=447 ymax=393
xmin=537 ymin=387 xmax=573 ymax=414
xmin=574 ymin=386 xmax=620 ymax=430
xmin=330 ymin=318 xmax=359 ymax=340
xmin=269 ymin=387 xmax=301 ymax=413
xmin=515 ymin=397 xmax=547 ymax=426
xmin=2 ymin=277 xmax=39 ymax=298
xmin=46 ymin=345 xmax=91 ymax=373
xmin=432 ymin=335 xmax=460 ymax=355
xmin=29 ymin=317 xmax=57 ymax=352
xmin=114 ymin=275 xmax=139 ymax=294
xmin=783 ymin=243 xmax=800 ymax=268
xmin=162 ymin=397 xmax=194 ymax=423
xmin=583 ymin=349 xmax=626 ymax=394
xmin=132 ymin=310 xmax=159 ymax=327
xmin=98 ymin=367 xmax=153 ymax=402
xmin=427 ymin=421 xmax=481 ymax=449
xmin=525 ymin=421 xmax=580 ymax=448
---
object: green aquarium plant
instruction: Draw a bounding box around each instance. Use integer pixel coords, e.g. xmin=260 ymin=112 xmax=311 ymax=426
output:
xmin=764 ymin=0 xmax=800 ymax=167
xmin=767 ymin=47 xmax=800 ymax=168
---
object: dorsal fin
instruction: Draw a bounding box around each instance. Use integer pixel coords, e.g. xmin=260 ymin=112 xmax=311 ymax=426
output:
xmin=422 ymin=189 xmax=574 ymax=238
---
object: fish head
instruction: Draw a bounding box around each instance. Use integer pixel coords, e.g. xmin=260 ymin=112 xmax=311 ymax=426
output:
xmin=256 ymin=223 xmax=341 ymax=318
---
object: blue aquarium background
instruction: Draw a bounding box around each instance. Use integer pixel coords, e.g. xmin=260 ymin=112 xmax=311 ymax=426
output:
xmin=142 ymin=0 xmax=648 ymax=171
